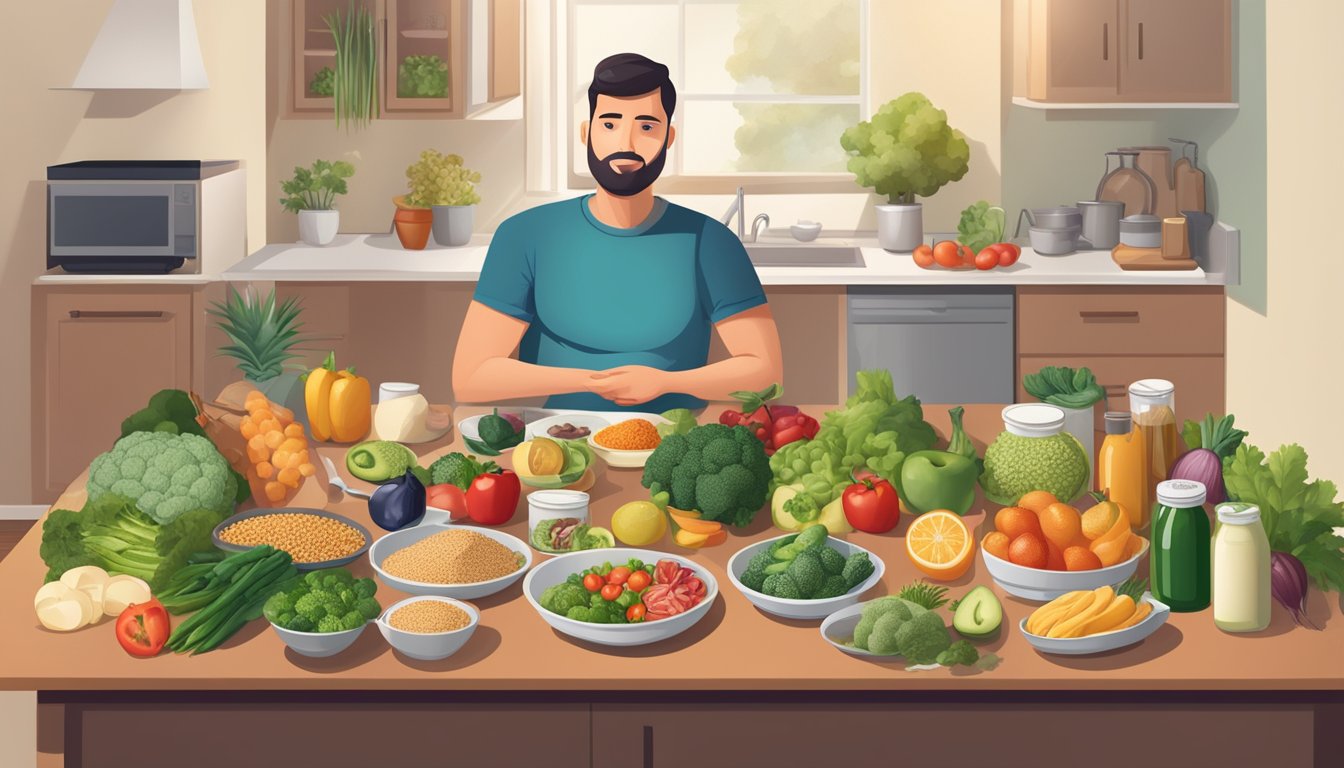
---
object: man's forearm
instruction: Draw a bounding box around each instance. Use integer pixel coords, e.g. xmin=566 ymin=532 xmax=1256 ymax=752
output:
xmin=665 ymin=354 xmax=778 ymax=402
xmin=454 ymin=358 xmax=594 ymax=402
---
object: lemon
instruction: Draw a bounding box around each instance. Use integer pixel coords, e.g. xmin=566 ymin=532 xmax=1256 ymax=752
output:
xmin=611 ymin=500 xmax=667 ymax=546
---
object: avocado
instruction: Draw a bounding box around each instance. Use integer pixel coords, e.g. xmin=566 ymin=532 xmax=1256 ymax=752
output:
xmin=952 ymin=586 xmax=1003 ymax=639
xmin=346 ymin=440 xmax=416 ymax=483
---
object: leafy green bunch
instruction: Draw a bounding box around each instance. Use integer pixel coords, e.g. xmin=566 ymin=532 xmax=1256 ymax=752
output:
xmin=279 ymin=159 xmax=355 ymax=213
xmin=406 ymin=149 xmax=482 ymax=207
xmin=957 ymin=200 xmax=1006 ymax=253
xmin=309 ymin=66 xmax=335 ymax=97
xmin=840 ymin=92 xmax=970 ymax=205
xmin=398 ymin=54 xmax=449 ymax=98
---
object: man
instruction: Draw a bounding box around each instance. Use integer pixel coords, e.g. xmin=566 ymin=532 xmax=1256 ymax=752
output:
xmin=452 ymin=52 xmax=782 ymax=411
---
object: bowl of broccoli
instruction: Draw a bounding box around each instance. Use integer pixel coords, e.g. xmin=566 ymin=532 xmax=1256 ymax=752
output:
xmin=727 ymin=527 xmax=884 ymax=621
xmin=264 ymin=568 xmax=381 ymax=658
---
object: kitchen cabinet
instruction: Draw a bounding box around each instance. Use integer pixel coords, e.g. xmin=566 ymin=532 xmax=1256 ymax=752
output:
xmin=1026 ymin=0 xmax=1232 ymax=103
xmin=31 ymin=287 xmax=197 ymax=502
xmin=289 ymin=0 xmax=521 ymax=118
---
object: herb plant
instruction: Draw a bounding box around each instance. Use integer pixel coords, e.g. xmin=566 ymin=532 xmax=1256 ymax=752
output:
xmin=309 ymin=66 xmax=335 ymax=97
xmin=398 ymin=54 xmax=449 ymax=98
xmin=324 ymin=0 xmax=378 ymax=130
xmin=405 ymin=149 xmax=481 ymax=207
xmin=279 ymin=159 xmax=355 ymax=213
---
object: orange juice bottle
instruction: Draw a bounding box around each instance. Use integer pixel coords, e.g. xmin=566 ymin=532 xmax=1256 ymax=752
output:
xmin=1096 ymin=411 xmax=1149 ymax=528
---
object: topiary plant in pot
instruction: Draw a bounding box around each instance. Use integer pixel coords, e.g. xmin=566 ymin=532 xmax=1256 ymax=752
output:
xmin=840 ymin=92 xmax=970 ymax=252
xmin=405 ymin=149 xmax=482 ymax=247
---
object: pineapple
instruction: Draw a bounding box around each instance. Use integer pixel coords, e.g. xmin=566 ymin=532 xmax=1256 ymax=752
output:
xmin=208 ymin=286 xmax=310 ymax=426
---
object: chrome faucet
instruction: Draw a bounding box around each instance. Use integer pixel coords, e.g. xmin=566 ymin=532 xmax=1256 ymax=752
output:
xmin=720 ymin=186 xmax=770 ymax=243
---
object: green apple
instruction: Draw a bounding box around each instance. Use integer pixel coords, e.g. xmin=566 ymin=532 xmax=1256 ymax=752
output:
xmin=898 ymin=450 xmax=978 ymax=516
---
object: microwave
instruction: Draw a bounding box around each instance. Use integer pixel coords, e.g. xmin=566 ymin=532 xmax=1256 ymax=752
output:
xmin=47 ymin=160 xmax=245 ymax=274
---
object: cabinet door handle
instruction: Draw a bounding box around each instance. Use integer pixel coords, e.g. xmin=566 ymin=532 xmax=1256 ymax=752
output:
xmin=643 ymin=725 xmax=654 ymax=768
xmin=1138 ymin=22 xmax=1144 ymax=60
xmin=1103 ymin=22 xmax=1109 ymax=60
xmin=1078 ymin=310 xmax=1139 ymax=322
xmin=68 ymin=310 xmax=164 ymax=319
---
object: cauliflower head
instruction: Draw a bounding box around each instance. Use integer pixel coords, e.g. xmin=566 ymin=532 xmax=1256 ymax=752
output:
xmin=87 ymin=431 xmax=237 ymax=524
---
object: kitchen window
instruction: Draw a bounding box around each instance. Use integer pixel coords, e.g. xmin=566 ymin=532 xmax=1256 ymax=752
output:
xmin=565 ymin=0 xmax=867 ymax=192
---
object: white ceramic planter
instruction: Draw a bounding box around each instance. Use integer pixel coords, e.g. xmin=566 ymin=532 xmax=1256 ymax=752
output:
xmin=432 ymin=204 xmax=475 ymax=246
xmin=875 ymin=203 xmax=923 ymax=252
xmin=298 ymin=209 xmax=339 ymax=246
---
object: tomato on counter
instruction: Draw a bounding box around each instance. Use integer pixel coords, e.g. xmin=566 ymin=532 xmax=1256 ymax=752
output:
xmin=115 ymin=599 xmax=169 ymax=658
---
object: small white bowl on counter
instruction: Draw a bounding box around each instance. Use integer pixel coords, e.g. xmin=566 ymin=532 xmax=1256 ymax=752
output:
xmin=376 ymin=595 xmax=480 ymax=661
xmin=790 ymin=220 xmax=823 ymax=242
xmin=1019 ymin=593 xmax=1170 ymax=655
xmin=369 ymin=523 xmax=532 ymax=600
xmin=586 ymin=414 xmax=670 ymax=469
xmin=270 ymin=621 xmax=368 ymax=658
xmin=980 ymin=538 xmax=1149 ymax=602
xmin=726 ymin=534 xmax=885 ymax=621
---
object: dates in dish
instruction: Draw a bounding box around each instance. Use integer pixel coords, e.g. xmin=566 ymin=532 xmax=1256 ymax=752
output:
xmin=547 ymin=423 xmax=591 ymax=440
xmin=537 ymin=558 xmax=706 ymax=624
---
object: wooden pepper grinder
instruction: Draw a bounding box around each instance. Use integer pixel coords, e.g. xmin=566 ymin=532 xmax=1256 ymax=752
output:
xmin=1161 ymin=217 xmax=1189 ymax=260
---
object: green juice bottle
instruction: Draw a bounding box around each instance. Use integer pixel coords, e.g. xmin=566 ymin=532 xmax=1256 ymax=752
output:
xmin=1150 ymin=479 xmax=1211 ymax=611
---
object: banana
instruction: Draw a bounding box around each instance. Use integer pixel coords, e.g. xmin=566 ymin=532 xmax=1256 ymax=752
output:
xmin=1026 ymin=591 xmax=1089 ymax=636
xmin=1075 ymin=594 xmax=1136 ymax=637
xmin=1047 ymin=586 xmax=1114 ymax=638
xmin=1110 ymin=601 xmax=1153 ymax=631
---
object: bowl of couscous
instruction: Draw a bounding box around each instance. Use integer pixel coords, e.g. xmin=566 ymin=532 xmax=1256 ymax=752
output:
xmin=213 ymin=507 xmax=372 ymax=570
xmin=587 ymin=415 xmax=670 ymax=469
xmin=369 ymin=524 xmax=532 ymax=600
xmin=376 ymin=595 xmax=480 ymax=661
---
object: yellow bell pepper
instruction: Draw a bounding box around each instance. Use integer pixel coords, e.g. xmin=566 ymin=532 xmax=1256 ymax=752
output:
xmin=304 ymin=352 xmax=338 ymax=442
xmin=304 ymin=352 xmax=371 ymax=443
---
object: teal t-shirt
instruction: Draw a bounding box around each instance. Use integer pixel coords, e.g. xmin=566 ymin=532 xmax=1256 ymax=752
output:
xmin=473 ymin=195 xmax=767 ymax=412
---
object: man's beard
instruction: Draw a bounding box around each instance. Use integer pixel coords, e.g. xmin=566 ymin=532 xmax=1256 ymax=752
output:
xmin=587 ymin=138 xmax=668 ymax=197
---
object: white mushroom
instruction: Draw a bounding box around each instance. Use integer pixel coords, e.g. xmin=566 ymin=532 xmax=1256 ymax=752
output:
xmin=35 ymin=587 xmax=94 ymax=632
xmin=61 ymin=566 xmax=111 ymax=619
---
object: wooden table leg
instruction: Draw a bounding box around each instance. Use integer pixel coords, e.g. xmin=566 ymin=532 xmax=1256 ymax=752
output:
xmin=36 ymin=700 xmax=66 ymax=768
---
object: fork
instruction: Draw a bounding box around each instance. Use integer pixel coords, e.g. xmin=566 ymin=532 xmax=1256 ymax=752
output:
xmin=319 ymin=453 xmax=371 ymax=499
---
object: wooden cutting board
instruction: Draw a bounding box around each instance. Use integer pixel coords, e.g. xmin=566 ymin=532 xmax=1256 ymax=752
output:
xmin=1111 ymin=244 xmax=1198 ymax=270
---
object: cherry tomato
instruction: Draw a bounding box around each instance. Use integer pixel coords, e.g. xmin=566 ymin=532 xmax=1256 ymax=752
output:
xmin=912 ymin=244 xmax=935 ymax=268
xmin=932 ymin=241 xmax=961 ymax=268
xmin=997 ymin=242 xmax=1022 ymax=266
xmin=583 ymin=573 xmax=604 ymax=592
xmin=607 ymin=566 xmax=631 ymax=586
xmin=975 ymin=247 xmax=1000 ymax=270
xmin=626 ymin=569 xmax=652 ymax=592
xmin=600 ymin=584 xmax=623 ymax=602
xmin=626 ymin=603 xmax=647 ymax=622
xmin=959 ymin=244 xmax=977 ymax=266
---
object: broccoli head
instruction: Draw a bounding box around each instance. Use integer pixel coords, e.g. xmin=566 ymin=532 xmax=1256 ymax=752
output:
xmin=739 ymin=550 xmax=774 ymax=592
xmin=540 ymin=583 xmax=590 ymax=616
xmin=317 ymin=615 xmax=346 ymax=633
xmin=565 ymin=606 xmax=594 ymax=622
xmin=936 ymin=639 xmax=980 ymax=667
xmin=785 ymin=549 xmax=826 ymax=597
xmin=842 ymin=552 xmax=876 ymax=589
xmin=814 ymin=574 xmax=849 ymax=599
xmin=354 ymin=597 xmax=382 ymax=621
xmin=339 ymin=610 xmax=366 ymax=631
xmin=641 ymin=423 xmax=771 ymax=526
xmin=762 ymin=572 xmax=802 ymax=599
xmin=817 ymin=545 xmax=846 ymax=576
xmin=263 ymin=592 xmax=293 ymax=624
xmin=428 ymin=452 xmax=493 ymax=490
xmin=288 ymin=615 xmax=315 ymax=632
xmin=854 ymin=598 xmax=913 ymax=650
xmin=894 ymin=610 xmax=952 ymax=665
xmin=352 ymin=578 xmax=377 ymax=600
xmin=294 ymin=592 xmax=329 ymax=622
xmin=38 ymin=508 xmax=96 ymax=583
xmin=866 ymin=612 xmax=909 ymax=655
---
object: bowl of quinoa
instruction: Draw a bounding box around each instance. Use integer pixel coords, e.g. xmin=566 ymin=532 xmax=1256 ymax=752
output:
xmin=376 ymin=596 xmax=480 ymax=661
xmin=369 ymin=524 xmax=532 ymax=599
xmin=213 ymin=508 xmax=371 ymax=570
xmin=587 ymin=415 xmax=670 ymax=469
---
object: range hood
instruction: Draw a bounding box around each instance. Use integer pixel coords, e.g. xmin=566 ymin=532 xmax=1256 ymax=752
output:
xmin=67 ymin=0 xmax=208 ymax=90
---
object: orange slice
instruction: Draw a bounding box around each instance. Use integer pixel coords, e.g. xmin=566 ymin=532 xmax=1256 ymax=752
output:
xmin=669 ymin=509 xmax=722 ymax=536
xmin=905 ymin=510 xmax=974 ymax=581
xmin=673 ymin=528 xmax=727 ymax=549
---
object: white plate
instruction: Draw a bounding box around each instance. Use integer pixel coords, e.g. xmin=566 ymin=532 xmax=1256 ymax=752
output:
xmin=524 ymin=412 xmax=613 ymax=442
xmin=1019 ymin=593 xmax=1170 ymax=655
xmin=522 ymin=548 xmax=718 ymax=647
xmin=726 ymin=533 xmax=885 ymax=621
xmin=818 ymin=601 xmax=885 ymax=657
xmin=369 ymin=523 xmax=532 ymax=599
xmin=587 ymin=414 xmax=670 ymax=469
xmin=458 ymin=408 xmax=551 ymax=454
xmin=981 ymin=538 xmax=1150 ymax=602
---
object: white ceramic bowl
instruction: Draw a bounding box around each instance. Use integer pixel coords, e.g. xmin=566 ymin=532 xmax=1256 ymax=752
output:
xmin=790 ymin=221 xmax=823 ymax=242
xmin=587 ymin=414 xmax=670 ymax=469
xmin=980 ymin=538 xmax=1150 ymax=602
xmin=522 ymin=548 xmax=718 ymax=647
xmin=376 ymin=595 xmax=480 ymax=661
xmin=727 ymin=534 xmax=885 ymax=621
xmin=1019 ymin=593 xmax=1170 ymax=655
xmin=524 ymin=412 xmax=612 ymax=441
xmin=270 ymin=621 xmax=368 ymax=658
xmin=818 ymin=601 xmax=884 ymax=657
xmin=459 ymin=408 xmax=549 ymax=454
xmin=369 ymin=523 xmax=532 ymax=599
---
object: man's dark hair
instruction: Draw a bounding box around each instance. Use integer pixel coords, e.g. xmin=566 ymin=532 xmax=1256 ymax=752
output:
xmin=587 ymin=53 xmax=676 ymax=121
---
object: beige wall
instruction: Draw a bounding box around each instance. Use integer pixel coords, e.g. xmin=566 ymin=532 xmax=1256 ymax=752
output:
xmin=0 ymin=0 xmax=267 ymax=505
xmin=1225 ymin=0 xmax=1342 ymax=478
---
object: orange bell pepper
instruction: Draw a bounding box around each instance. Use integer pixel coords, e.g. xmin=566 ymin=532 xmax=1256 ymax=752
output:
xmin=304 ymin=352 xmax=371 ymax=443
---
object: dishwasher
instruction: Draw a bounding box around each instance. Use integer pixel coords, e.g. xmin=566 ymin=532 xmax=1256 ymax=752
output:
xmin=847 ymin=287 xmax=1015 ymax=404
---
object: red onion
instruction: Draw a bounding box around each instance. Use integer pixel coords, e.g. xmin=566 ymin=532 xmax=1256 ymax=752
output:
xmin=1270 ymin=550 xmax=1318 ymax=629
xmin=1171 ymin=448 xmax=1227 ymax=505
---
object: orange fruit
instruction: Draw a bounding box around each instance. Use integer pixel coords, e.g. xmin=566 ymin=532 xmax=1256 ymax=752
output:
xmin=1038 ymin=502 xmax=1084 ymax=551
xmin=1124 ymin=534 xmax=1147 ymax=559
xmin=1008 ymin=531 xmax=1049 ymax=569
xmin=1046 ymin=540 xmax=1067 ymax=571
xmin=982 ymin=531 xmax=1011 ymax=561
xmin=933 ymin=241 xmax=962 ymax=268
xmin=994 ymin=506 xmax=1043 ymax=541
xmin=1063 ymin=546 xmax=1103 ymax=571
xmin=1081 ymin=499 xmax=1123 ymax=540
xmin=905 ymin=510 xmax=974 ymax=581
xmin=1017 ymin=490 xmax=1059 ymax=515
xmin=1091 ymin=532 xmax=1134 ymax=567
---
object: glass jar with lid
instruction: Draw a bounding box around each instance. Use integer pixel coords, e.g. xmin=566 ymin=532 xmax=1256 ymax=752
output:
xmin=1151 ymin=479 xmax=1210 ymax=612
xmin=980 ymin=404 xmax=1091 ymax=506
xmin=1129 ymin=378 xmax=1178 ymax=526
xmin=1212 ymin=504 xmax=1271 ymax=632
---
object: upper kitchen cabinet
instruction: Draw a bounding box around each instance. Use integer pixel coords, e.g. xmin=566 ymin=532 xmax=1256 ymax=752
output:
xmin=1025 ymin=0 xmax=1232 ymax=105
xmin=289 ymin=0 xmax=521 ymax=119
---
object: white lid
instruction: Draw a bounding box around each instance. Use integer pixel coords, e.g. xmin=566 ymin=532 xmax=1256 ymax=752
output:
xmin=1216 ymin=504 xmax=1261 ymax=525
xmin=528 ymin=490 xmax=589 ymax=510
xmin=1002 ymin=403 xmax=1065 ymax=437
xmin=1157 ymin=479 xmax=1206 ymax=508
xmin=1129 ymin=379 xmax=1174 ymax=398
xmin=378 ymin=382 xmax=421 ymax=402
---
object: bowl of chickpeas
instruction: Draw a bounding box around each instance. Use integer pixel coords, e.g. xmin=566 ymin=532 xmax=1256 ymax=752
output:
xmin=376 ymin=595 xmax=480 ymax=661
xmin=213 ymin=508 xmax=372 ymax=570
xmin=587 ymin=415 xmax=670 ymax=469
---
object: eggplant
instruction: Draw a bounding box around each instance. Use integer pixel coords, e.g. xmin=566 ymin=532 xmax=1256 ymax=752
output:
xmin=368 ymin=469 xmax=426 ymax=531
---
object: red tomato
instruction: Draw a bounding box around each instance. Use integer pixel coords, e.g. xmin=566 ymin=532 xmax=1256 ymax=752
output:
xmin=626 ymin=603 xmax=647 ymax=622
xmin=997 ymin=242 xmax=1021 ymax=266
xmin=625 ymin=569 xmax=652 ymax=593
xmin=426 ymin=483 xmax=469 ymax=520
xmin=115 ymin=599 xmax=169 ymax=658
xmin=912 ymin=244 xmax=935 ymax=268
xmin=583 ymin=573 xmax=604 ymax=592
xmin=932 ymin=241 xmax=962 ymax=268
xmin=600 ymin=584 xmax=623 ymax=602
xmin=975 ymin=247 xmax=1000 ymax=271
xmin=465 ymin=470 xmax=520 ymax=526
xmin=959 ymin=244 xmax=977 ymax=266
xmin=607 ymin=566 xmax=631 ymax=586
xmin=841 ymin=475 xmax=902 ymax=534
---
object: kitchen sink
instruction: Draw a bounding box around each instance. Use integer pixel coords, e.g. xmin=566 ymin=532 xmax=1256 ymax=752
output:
xmin=746 ymin=244 xmax=865 ymax=268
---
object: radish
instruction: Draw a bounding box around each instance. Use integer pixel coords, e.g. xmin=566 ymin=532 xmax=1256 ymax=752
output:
xmin=1170 ymin=414 xmax=1247 ymax=506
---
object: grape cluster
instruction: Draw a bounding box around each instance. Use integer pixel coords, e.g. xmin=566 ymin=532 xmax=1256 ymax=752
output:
xmin=405 ymin=149 xmax=482 ymax=207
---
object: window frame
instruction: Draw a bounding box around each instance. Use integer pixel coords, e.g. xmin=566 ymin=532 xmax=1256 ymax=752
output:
xmin=564 ymin=0 xmax=869 ymax=194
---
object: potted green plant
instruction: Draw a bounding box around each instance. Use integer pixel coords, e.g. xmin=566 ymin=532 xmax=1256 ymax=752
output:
xmin=280 ymin=159 xmax=355 ymax=246
xmin=398 ymin=55 xmax=450 ymax=98
xmin=840 ymin=92 xmax=970 ymax=252
xmin=405 ymin=149 xmax=482 ymax=247
xmin=391 ymin=194 xmax=432 ymax=250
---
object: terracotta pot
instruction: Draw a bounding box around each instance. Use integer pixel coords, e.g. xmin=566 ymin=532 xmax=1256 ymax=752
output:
xmin=393 ymin=206 xmax=433 ymax=250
